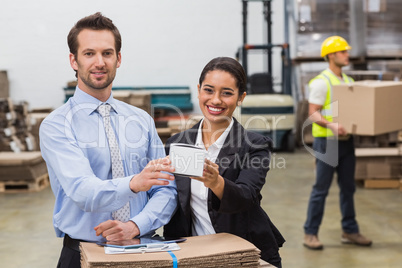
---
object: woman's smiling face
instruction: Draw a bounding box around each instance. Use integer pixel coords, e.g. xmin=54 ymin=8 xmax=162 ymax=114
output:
xmin=198 ymin=70 xmax=246 ymax=127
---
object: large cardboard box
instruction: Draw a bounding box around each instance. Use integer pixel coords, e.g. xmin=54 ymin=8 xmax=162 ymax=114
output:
xmin=333 ymin=80 xmax=402 ymax=136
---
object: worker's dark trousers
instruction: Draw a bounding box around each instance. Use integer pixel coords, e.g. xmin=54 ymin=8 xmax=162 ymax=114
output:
xmin=304 ymin=136 xmax=359 ymax=235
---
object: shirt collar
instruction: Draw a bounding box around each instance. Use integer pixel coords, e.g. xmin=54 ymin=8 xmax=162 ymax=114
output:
xmin=195 ymin=117 xmax=234 ymax=149
xmin=72 ymin=86 xmax=119 ymax=115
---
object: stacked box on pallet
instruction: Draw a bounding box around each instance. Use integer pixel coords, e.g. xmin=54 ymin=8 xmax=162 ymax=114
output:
xmin=330 ymin=80 xmax=402 ymax=190
xmin=0 ymin=98 xmax=36 ymax=152
xmin=0 ymin=98 xmax=49 ymax=192
xmin=0 ymin=98 xmax=23 ymax=152
xmin=355 ymin=147 xmax=402 ymax=189
xmin=14 ymin=101 xmax=36 ymax=151
xmin=0 ymin=151 xmax=49 ymax=193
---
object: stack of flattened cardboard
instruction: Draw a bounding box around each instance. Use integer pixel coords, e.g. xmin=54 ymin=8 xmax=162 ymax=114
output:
xmin=0 ymin=98 xmax=36 ymax=152
xmin=80 ymin=233 xmax=262 ymax=268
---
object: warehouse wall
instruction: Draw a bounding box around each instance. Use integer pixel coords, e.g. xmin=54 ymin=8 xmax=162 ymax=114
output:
xmin=0 ymin=0 xmax=285 ymax=113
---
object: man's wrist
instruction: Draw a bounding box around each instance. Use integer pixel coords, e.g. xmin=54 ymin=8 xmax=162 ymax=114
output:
xmin=129 ymin=175 xmax=138 ymax=193
xmin=128 ymin=220 xmax=140 ymax=238
xmin=326 ymin=122 xmax=337 ymax=131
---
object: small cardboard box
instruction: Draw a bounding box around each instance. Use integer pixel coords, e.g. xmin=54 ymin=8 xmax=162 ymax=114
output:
xmin=333 ymin=80 xmax=402 ymax=136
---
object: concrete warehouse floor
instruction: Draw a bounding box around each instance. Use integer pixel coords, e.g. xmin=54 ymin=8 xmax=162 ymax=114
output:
xmin=0 ymin=148 xmax=401 ymax=268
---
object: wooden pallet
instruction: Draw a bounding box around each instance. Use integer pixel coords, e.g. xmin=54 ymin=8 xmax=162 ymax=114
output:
xmin=362 ymin=179 xmax=400 ymax=189
xmin=0 ymin=173 xmax=49 ymax=193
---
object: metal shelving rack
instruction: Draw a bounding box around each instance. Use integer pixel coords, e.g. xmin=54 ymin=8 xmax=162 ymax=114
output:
xmin=285 ymin=0 xmax=402 ymax=101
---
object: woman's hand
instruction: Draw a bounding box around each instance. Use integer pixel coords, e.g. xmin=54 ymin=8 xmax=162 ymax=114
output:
xmin=191 ymin=159 xmax=225 ymax=199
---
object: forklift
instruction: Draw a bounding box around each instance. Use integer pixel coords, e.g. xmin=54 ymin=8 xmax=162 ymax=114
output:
xmin=235 ymin=0 xmax=295 ymax=152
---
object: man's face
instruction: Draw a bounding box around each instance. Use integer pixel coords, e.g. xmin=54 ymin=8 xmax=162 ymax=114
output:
xmin=331 ymin=50 xmax=349 ymax=67
xmin=69 ymin=29 xmax=121 ymax=92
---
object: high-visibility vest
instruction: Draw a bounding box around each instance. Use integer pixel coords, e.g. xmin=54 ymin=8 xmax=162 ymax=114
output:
xmin=309 ymin=69 xmax=354 ymax=137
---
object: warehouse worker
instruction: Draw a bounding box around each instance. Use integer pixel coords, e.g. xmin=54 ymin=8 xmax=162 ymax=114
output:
xmin=39 ymin=13 xmax=177 ymax=268
xmin=303 ymin=36 xmax=372 ymax=250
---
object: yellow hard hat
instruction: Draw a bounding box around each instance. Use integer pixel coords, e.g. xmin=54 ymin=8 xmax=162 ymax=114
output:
xmin=321 ymin=36 xmax=352 ymax=57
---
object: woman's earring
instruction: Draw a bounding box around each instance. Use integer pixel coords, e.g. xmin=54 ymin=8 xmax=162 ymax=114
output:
xmin=237 ymin=101 xmax=242 ymax=106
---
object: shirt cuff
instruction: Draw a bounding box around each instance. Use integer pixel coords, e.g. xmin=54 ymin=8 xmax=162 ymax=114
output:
xmin=131 ymin=213 xmax=152 ymax=236
xmin=117 ymin=175 xmax=137 ymax=199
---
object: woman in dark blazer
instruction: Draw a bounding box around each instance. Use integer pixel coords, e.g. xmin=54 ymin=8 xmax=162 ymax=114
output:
xmin=164 ymin=57 xmax=285 ymax=267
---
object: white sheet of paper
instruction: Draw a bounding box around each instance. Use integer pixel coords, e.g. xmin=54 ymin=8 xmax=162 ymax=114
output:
xmin=104 ymin=242 xmax=181 ymax=255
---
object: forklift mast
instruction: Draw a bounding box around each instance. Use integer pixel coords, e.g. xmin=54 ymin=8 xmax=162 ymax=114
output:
xmin=236 ymin=0 xmax=296 ymax=152
xmin=238 ymin=0 xmax=291 ymax=96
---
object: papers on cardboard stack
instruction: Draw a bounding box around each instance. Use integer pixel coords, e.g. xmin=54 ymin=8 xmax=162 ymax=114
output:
xmin=97 ymin=236 xmax=186 ymax=255
xmin=104 ymin=242 xmax=181 ymax=255
xmin=169 ymin=143 xmax=206 ymax=177
xmin=80 ymin=233 xmax=262 ymax=268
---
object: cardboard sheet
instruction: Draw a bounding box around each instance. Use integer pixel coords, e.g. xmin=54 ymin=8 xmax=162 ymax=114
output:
xmin=80 ymin=233 xmax=261 ymax=267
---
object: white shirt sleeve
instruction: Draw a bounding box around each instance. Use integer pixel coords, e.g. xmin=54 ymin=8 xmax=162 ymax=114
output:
xmin=308 ymin=78 xmax=328 ymax=106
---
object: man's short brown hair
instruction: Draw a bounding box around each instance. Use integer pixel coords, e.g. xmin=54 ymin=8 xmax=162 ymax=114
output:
xmin=67 ymin=12 xmax=122 ymax=58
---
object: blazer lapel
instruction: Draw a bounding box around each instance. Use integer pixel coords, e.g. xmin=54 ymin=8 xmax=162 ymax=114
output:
xmin=216 ymin=118 xmax=244 ymax=176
